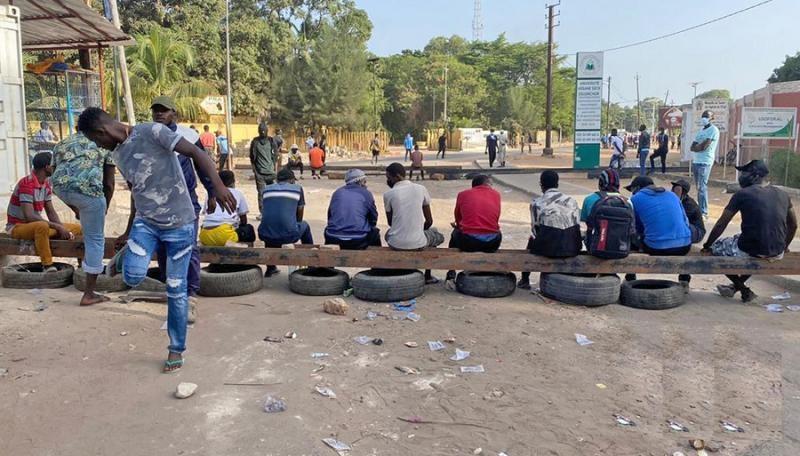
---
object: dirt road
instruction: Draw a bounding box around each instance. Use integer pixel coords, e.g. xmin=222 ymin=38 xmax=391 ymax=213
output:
xmin=1 ymin=173 xmax=799 ymax=456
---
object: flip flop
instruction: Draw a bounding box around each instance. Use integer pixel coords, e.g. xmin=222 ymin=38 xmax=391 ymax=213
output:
xmin=163 ymin=358 xmax=184 ymax=373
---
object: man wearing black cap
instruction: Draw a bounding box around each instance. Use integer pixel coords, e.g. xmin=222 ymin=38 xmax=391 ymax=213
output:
xmin=671 ymin=178 xmax=705 ymax=243
xmin=625 ymin=175 xmax=693 ymax=286
xmin=702 ymin=159 xmax=797 ymax=302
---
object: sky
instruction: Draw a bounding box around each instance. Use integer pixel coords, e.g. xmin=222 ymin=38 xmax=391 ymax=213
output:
xmin=356 ymin=0 xmax=800 ymax=106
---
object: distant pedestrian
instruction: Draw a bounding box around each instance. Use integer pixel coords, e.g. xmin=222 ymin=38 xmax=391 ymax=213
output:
xmin=636 ymin=124 xmax=650 ymax=176
xmin=409 ymin=144 xmax=425 ymax=181
xmin=215 ymin=130 xmax=229 ymax=171
xmin=485 ymin=129 xmax=499 ymax=168
xmin=249 ymin=122 xmax=278 ymax=212
xmin=498 ymin=130 xmax=509 ymax=167
xmin=286 ymin=144 xmax=304 ymax=177
xmin=404 ymin=133 xmax=414 ymax=162
xmin=33 ymin=121 xmax=58 ymax=144
xmin=309 ymin=143 xmax=325 ymax=179
xmin=609 ymin=128 xmax=625 ymax=169
xmin=370 ymin=133 xmax=381 ymax=164
xmin=437 ymin=132 xmax=447 ymax=159
xmin=200 ymin=125 xmax=216 ymax=157
xmin=690 ymin=110 xmax=719 ymax=219
xmin=305 ymin=132 xmax=315 ymax=153
xmin=650 ymin=127 xmax=669 ymax=174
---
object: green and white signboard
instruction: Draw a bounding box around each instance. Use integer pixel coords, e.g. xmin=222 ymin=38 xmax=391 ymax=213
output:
xmin=742 ymin=107 xmax=797 ymax=138
xmin=573 ymin=52 xmax=604 ymax=169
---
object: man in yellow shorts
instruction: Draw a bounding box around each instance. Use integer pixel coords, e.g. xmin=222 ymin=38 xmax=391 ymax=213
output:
xmin=199 ymin=170 xmax=252 ymax=246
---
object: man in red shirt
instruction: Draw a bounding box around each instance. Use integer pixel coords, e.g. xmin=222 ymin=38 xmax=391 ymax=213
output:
xmin=6 ymin=152 xmax=82 ymax=271
xmin=309 ymin=143 xmax=325 ymax=179
xmin=445 ymin=174 xmax=502 ymax=285
xmin=199 ymin=125 xmax=216 ymax=156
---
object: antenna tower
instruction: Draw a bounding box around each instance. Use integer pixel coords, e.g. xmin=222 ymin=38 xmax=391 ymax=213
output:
xmin=472 ymin=0 xmax=484 ymax=41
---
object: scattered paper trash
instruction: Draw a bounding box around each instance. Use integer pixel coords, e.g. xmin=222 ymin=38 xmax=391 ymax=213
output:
xmin=765 ymin=304 xmax=784 ymax=312
xmin=395 ymin=366 xmax=419 ymax=375
xmin=613 ymin=414 xmax=636 ymax=426
xmin=428 ymin=341 xmax=446 ymax=351
xmin=460 ymin=365 xmax=485 ymax=373
xmin=449 ymin=349 xmax=471 ymax=361
xmin=33 ymin=302 xmax=48 ymax=312
xmin=772 ymin=291 xmax=791 ymax=300
xmin=354 ymin=336 xmax=371 ymax=345
xmin=404 ymin=341 xmax=418 ymax=348
xmin=322 ymin=437 xmax=351 ymax=454
xmin=393 ymin=299 xmax=417 ymax=312
xmin=444 ymin=337 xmax=456 ymax=343
xmin=667 ymin=419 xmax=689 ymax=432
xmin=406 ymin=312 xmax=421 ymax=322
xmin=120 ymin=331 xmax=128 ymax=336
xmin=365 ymin=311 xmax=378 ymax=321
xmin=595 ymin=383 xmax=607 ymax=389
xmin=315 ymin=386 xmax=337 ymax=399
xmin=160 ymin=320 xmax=168 ymax=330
xmin=263 ymin=395 xmax=287 ymax=413
xmin=787 ymin=305 xmax=800 ymax=311
xmin=498 ymin=453 xmax=509 ymax=456
xmin=575 ymin=334 xmax=594 ymax=346
xmin=264 ymin=336 xmax=283 ymax=343
xmin=720 ymin=420 xmax=745 ymax=432
xmin=311 ymin=353 xmax=330 ymax=358
xmin=284 ymin=331 xmax=297 ymax=339
xmin=342 ymin=287 xmax=353 ymax=297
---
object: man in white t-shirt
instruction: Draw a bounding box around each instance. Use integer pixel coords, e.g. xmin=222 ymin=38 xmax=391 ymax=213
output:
xmin=199 ymin=170 xmax=252 ymax=246
xmin=384 ymin=162 xmax=444 ymax=284
xmin=497 ymin=130 xmax=509 ymax=167
xmin=609 ymin=128 xmax=625 ymax=169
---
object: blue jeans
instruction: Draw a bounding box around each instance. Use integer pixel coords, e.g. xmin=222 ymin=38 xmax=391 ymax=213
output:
xmin=638 ymin=149 xmax=649 ymax=175
xmin=260 ymin=221 xmax=314 ymax=247
xmin=692 ymin=163 xmax=712 ymax=215
xmin=123 ymin=219 xmax=195 ymax=353
xmin=157 ymin=218 xmax=200 ymax=297
xmin=55 ymin=190 xmax=107 ymax=274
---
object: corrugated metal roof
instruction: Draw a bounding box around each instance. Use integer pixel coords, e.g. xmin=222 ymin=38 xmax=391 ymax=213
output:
xmin=8 ymin=0 xmax=133 ymax=50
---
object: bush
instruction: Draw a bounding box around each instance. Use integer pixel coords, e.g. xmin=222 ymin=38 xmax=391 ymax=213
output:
xmin=768 ymin=149 xmax=800 ymax=188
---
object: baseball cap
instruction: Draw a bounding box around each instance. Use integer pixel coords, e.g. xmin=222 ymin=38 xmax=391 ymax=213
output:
xmin=624 ymin=175 xmax=654 ymax=192
xmin=151 ymin=96 xmax=177 ymax=111
xmin=735 ymin=159 xmax=769 ymax=177
xmin=670 ymin=179 xmax=691 ymax=193
xmin=345 ymin=169 xmax=367 ymax=184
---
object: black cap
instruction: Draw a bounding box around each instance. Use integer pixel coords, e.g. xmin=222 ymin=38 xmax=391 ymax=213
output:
xmin=735 ymin=159 xmax=769 ymax=177
xmin=624 ymin=175 xmax=654 ymax=192
xmin=670 ymin=179 xmax=691 ymax=193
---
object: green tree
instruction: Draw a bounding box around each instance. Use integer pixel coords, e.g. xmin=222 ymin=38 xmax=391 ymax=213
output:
xmin=128 ymin=27 xmax=217 ymax=120
xmin=769 ymin=52 xmax=800 ymax=83
xmin=696 ymin=89 xmax=732 ymax=100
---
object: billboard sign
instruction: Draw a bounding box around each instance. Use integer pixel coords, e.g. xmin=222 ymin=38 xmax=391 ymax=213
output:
xmin=741 ymin=107 xmax=797 ymax=139
xmin=692 ymin=98 xmax=729 ymax=133
xmin=658 ymin=106 xmax=682 ymax=129
xmin=573 ymin=52 xmax=604 ymax=169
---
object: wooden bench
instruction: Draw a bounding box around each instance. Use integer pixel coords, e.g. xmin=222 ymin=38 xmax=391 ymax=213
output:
xmin=0 ymin=237 xmax=797 ymax=276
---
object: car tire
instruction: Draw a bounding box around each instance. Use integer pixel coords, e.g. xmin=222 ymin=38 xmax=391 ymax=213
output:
xmin=2 ymin=262 xmax=74 ymax=289
xmin=620 ymin=279 xmax=685 ymax=310
xmin=130 ymin=267 xmax=167 ymax=293
xmin=455 ymin=271 xmax=516 ymax=298
xmin=199 ymin=264 xmax=263 ymax=297
xmin=289 ymin=267 xmax=349 ymax=296
xmin=73 ymin=268 xmax=129 ymax=293
xmin=352 ymin=268 xmax=425 ymax=302
xmin=540 ymin=273 xmax=621 ymax=307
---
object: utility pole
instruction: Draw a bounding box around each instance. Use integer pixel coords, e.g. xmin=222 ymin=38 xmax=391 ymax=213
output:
xmin=108 ymin=0 xmax=135 ymax=125
xmin=443 ymin=66 xmax=449 ymax=124
xmin=605 ymin=76 xmax=611 ymax=133
xmin=432 ymin=87 xmax=436 ymax=125
xmin=635 ymin=73 xmax=641 ymax=127
xmin=543 ymin=2 xmax=560 ymax=157
xmin=690 ymin=81 xmax=702 ymax=99
xmin=224 ymin=0 xmax=233 ymax=165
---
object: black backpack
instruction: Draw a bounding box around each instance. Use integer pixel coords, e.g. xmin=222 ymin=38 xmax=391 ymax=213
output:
xmin=587 ymin=192 xmax=634 ymax=259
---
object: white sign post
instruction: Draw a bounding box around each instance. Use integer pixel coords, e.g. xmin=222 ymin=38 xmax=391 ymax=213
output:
xmin=739 ymin=107 xmax=798 ymax=185
xmin=573 ymin=52 xmax=604 ymax=169
xmin=200 ymin=95 xmax=226 ymax=115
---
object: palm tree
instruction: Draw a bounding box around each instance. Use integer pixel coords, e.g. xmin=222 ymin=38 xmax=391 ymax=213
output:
xmin=127 ymin=27 xmax=218 ymax=120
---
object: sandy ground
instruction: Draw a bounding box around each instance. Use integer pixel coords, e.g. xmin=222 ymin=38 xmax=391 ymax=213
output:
xmin=2 ymin=173 xmax=800 ymax=456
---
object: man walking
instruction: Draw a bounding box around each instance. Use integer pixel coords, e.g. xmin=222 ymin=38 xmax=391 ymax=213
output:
xmin=636 ymin=124 xmax=650 ymax=176
xmin=650 ymin=127 xmax=669 ymax=174
xmin=437 ymin=132 xmax=447 ymax=159
xmin=250 ymin=121 xmax=278 ymax=211
xmin=404 ymin=133 xmax=414 ymax=162
xmin=200 ymin=125 xmax=216 ymax=157
xmin=609 ymin=128 xmax=625 ymax=169
xmin=370 ymin=133 xmax=381 ymax=165
xmin=498 ymin=130 xmax=509 ymax=167
xmin=51 ymin=131 xmax=116 ymax=306
xmin=78 ymin=107 xmax=236 ymax=373
xmin=703 ymin=160 xmax=797 ymax=302
xmin=691 ymin=110 xmax=719 ymax=219
xmin=485 ymin=129 xmax=499 ymax=168
xmin=216 ymin=130 xmax=229 ymax=171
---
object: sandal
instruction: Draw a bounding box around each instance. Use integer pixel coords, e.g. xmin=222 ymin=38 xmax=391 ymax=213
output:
xmin=163 ymin=358 xmax=184 ymax=373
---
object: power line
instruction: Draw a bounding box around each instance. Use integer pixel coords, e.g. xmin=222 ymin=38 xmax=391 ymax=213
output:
xmin=600 ymin=0 xmax=773 ymax=53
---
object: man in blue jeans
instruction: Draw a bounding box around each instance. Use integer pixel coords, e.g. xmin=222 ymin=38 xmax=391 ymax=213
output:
xmin=259 ymin=168 xmax=314 ymax=276
xmin=691 ymin=110 xmax=720 ymax=219
xmin=77 ymin=107 xmax=236 ymax=373
xmin=636 ymin=124 xmax=650 ymax=176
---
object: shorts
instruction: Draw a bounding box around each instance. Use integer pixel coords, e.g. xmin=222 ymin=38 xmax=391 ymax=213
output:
xmin=199 ymin=224 xmax=238 ymax=246
xmin=372 ymin=150 xmax=379 ymax=156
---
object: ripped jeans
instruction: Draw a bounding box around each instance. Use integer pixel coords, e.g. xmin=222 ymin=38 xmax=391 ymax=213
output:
xmin=123 ymin=218 xmax=195 ymax=353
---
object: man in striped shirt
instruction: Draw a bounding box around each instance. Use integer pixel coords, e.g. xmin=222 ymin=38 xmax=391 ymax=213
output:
xmin=258 ymin=168 xmax=314 ymax=276
xmin=6 ymin=152 xmax=82 ymax=271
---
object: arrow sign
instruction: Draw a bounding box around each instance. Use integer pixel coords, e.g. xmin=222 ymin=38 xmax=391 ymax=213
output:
xmin=201 ymin=96 xmax=225 ymax=115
